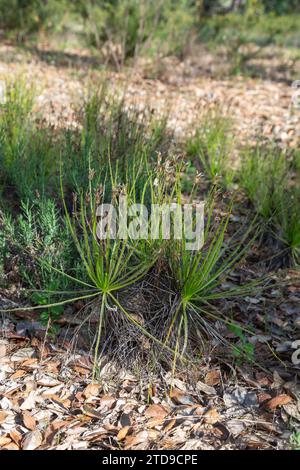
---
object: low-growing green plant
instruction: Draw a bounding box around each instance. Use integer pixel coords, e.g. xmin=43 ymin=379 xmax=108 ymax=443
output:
xmin=229 ymin=323 xmax=255 ymax=364
xmin=186 ymin=114 xmax=234 ymax=188
xmin=240 ymin=146 xmax=299 ymax=265
xmin=0 ymin=80 xmax=267 ymax=374
xmin=76 ymin=0 xmax=195 ymax=66
xmin=290 ymin=431 xmax=300 ymax=450
xmin=164 ymin=196 xmax=260 ymax=365
xmin=31 ymin=285 xmax=64 ymax=338
xmin=0 ymin=198 xmax=77 ymax=294
xmin=240 ymin=146 xmax=287 ymax=219
xmin=198 ymin=11 xmax=300 ymax=75
xmin=0 ymin=77 xmax=34 ymax=191
xmin=274 ymin=187 xmax=300 ymax=266
xmin=0 ymin=78 xmax=58 ymax=201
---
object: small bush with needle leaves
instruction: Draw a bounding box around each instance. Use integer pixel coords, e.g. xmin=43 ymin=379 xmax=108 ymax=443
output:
xmin=0 ymin=198 xmax=80 ymax=328
xmin=0 ymin=77 xmax=59 ymax=201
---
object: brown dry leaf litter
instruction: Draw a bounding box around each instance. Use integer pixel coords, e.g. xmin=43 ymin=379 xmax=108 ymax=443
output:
xmin=0 ymin=331 xmax=299 ymax=450
xmin=0 ymin=43 xmax=299 ymax=148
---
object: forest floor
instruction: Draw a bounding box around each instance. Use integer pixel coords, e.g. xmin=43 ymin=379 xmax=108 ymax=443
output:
xmin=0 ymin=41 xmax=299 ymax=450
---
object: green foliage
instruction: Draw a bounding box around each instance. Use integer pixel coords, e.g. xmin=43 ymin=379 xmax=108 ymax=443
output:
xmin=240 ymin=147 xmax=287 ymax=219
xmin=0 ymin=1 xmax=195 ymax=62
xmin=80 ymin=0 xmax=195 ymax=63
xmin=31 ymin=286 xmax=64 ymax=336
xmin=240 ymin=146 xmax=300 ymax=265
xmin=275 ymin=186 xmax=300 ymax=266
xmin=0 ymin=198 xmax=76 ymax=293
xmin=229 ymin=323 xmax=255 ymax=363
xmin=186 ymin=114 xmax=234 ymax=187
xmin=0 ymin=0 xmax=71 ymax=38
xmin=0 ymin=78 xmax=59 ymax=201
xmin=0 ymin=77 xmax=34 ymax=168
xmin=63 ymin=83 xmax=169 ymax=197
xmin=164 ymin=192 xmax=259 ymax=363
xmin=198 ymin=11 xmax=300 ymax=74
xmin=290 ymin=431 xmax=300 ymax=450
xmin=263 ymin=0 xmax=300 ymax=15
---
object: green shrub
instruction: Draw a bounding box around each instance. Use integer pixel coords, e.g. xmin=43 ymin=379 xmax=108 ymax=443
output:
xmin=0 ymin=0 xmax=71 ymax=38
xmin=0 ymin=1 xmax=195 ymax=62
xmin=0 ymin=198 xmax=76 ymax=291
xmin=80 ymin=0 xmax=195 ymax=64
xmin=0 ymin=78 xmax=57 ymax=200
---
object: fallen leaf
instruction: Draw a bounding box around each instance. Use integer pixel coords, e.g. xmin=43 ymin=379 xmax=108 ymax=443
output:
xmin=0 ymin=341 xmax=7 ymax=358
xmin=266 ymin=394 xmax=292 ymax=410
xmin=0 ymin=396 xmax=12 ymax=410
xmin=11 ymin=348 xmax=35 ymax=362
xmin=282 ymin=403 xmax=300 ymax=422
xmin=226 ymin=419 xmax=246 ymax=437
xmin=10 ymin=369 xmax=26 ymax=380
xmin=0 ymin=410 xmax=8 ymax=424
xmin=83 ymin=383 xmax=101 ymax=399
xmin=41 ymin=384 xmax=64 ymax=397
xmin=37 ymin=375 xmax=62 ymax=387
xmin=257 ymin=392 xmax=272 ymax=404
xmin=124 ymin=431 xmax=148 ymax=450
xmin=170 ymin=388 xmax=195 ymax=405
xmin=2 ymin=442 xmax=19 ymax=450
xmin=99 ymin=395 xmax=116 ymax=410
xmin=20 ymin=391 xmax=37 ymax=411
xmin=205 ymin=369 xmax=221 ymax=386
xmin=117 ymin=426 xmax=130 ymax=441
xmin=72 ymin=366 xmax=90 ymax=376
xmin=0 ymin=435 xmax=12 ymax=447
xmin=22 ymin=430 xmax=43 ymax=450
xmin=163 ymin=418 xmax=177 ymax=432
xmin=146 ymin=417 xmax=165 ymax=427
xmin=82 ymin=405 xmax=102 ymax=419
xmin=22 ymin=358 xmax=39 ymax=367
xmin=223 ymin=388 xmax=257 ymax=408
xmin=145 ymin=404 xmax=169 ymax=419
xmin=22 ymin=411 xmax=37 ymax=431
xmin=203 ymin=408 xmax=220 ymax=424
xmin=9 ymin=429 xmax=22 ymax=447
xmin=196 ymin=381 xmax=216 ymax=395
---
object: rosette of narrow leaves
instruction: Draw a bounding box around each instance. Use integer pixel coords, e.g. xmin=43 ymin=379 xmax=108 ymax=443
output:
xmin=164 ymin=197 xmax=261 ymax=364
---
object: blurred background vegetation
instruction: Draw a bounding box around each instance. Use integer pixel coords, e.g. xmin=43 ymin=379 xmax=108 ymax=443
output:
xmin=0 ymin=0 xmax=299 ymax=71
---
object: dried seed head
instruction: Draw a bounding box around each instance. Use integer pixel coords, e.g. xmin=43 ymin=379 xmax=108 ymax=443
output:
xmin=89 ymin=168 xmax=95 ymax=181
xmin=85 ymin=192 xmax=91 ymax=205
xmin=95 ymin=186 xmax=103 ymax=205
xmin=195 ymin=171 xmax=202 ymax=184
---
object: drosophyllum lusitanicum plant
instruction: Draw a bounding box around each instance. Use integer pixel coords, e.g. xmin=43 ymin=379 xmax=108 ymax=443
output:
xmin=1 ymin=82 xmax=264 ymax=377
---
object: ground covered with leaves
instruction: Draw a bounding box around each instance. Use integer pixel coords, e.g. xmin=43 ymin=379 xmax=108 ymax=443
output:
xmin=0 ymin=310 xmax=299 ymax=451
